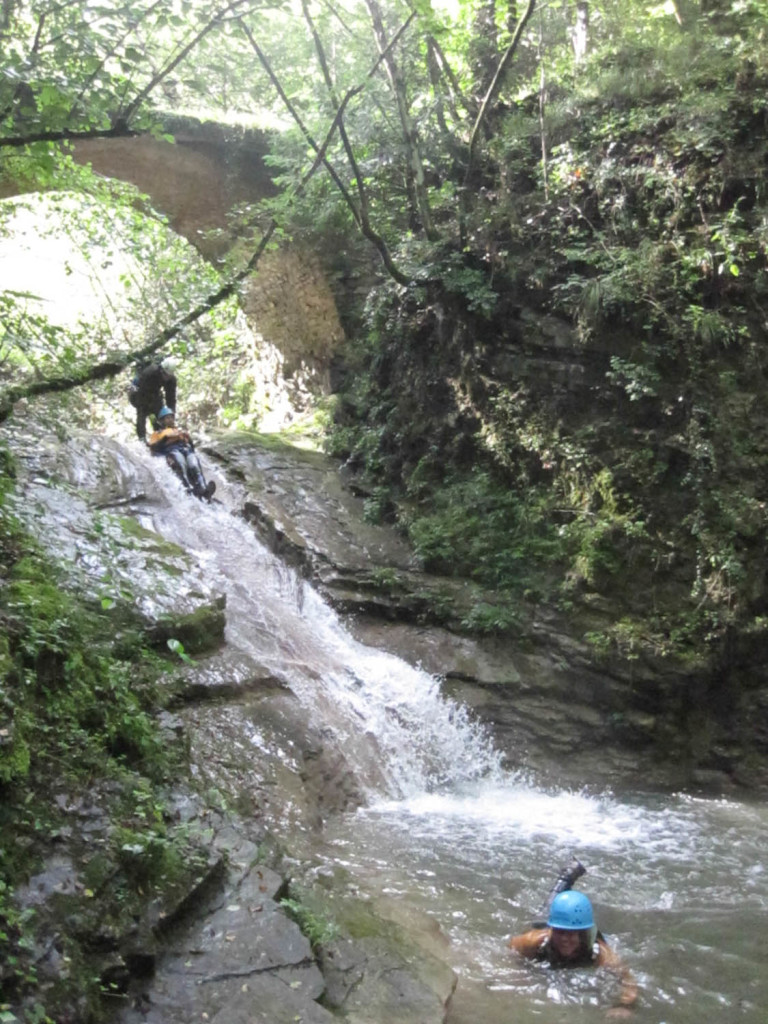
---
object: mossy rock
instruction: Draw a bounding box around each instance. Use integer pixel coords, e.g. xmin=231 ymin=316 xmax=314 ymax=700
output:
xmin=147 ymin=597 xmax=227 ymax=655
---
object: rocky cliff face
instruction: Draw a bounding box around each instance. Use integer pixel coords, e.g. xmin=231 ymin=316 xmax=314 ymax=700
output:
xmin=202 ymin=431 xmax=768 ymax=797
xmin=308 ymin=61 xmax=768 ymax=796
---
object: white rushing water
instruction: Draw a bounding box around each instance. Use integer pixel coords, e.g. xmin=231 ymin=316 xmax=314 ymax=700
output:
xmin=109 ymin=449 xmax=768 ymax=1023
xmin=137 ymin=456 xmax=504 ymax=800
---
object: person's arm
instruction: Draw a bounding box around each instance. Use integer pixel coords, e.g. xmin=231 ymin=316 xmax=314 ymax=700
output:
xmin=164 ymin=374 xmax=177 ymax=410
xmin=508 ymin=928 xmax=549 ymax=959
xmin=596 ymin=939 xmax=638 ymax=1012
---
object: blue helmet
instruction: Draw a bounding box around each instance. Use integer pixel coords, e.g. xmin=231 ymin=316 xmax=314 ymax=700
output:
xmin=547 ymin=890 xmax=595 ymax=930
xmin=157 ymin=406 xmax=174 ymax=419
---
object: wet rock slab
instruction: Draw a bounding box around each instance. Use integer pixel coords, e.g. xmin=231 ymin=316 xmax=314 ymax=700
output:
xmin=9 ymin=424 xmax=227 ymax=652
xmin=205 ymin=432 xmax=416 ymax=575
xmin=118 ymin=857 xmax=332 ymax=1024
xmin=167 ymin=646 xmax=285 ymax=701
xmin=204 ymin=432 xmax=492 ymax=626
xmin=320 ymin=935 xmax=456 ymax=1024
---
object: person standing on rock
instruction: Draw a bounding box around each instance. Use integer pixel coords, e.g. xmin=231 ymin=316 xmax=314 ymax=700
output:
xmin=128 ymin=356 xmax=177 ymax=442
xmin=508 ymin=890 xmax=638 ymax=1017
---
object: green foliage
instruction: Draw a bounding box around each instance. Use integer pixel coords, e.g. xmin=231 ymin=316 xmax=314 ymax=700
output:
xmin=368 ymin=566 xmax=401 ymax=590
xmin=0 ymin=470 xmax=194 ymax=1014
xmin=2 ymin=554 xmax=170 ymax=779
xmin=167 ymin=637 xmax=195 ymax=665
xmin=363 ymin=486 xmax=395 ymax=524
xmin=328 ymin=0 xmax=768 ymax=657
xmin=280 ymin=895 xmax=338 ymax=949
xmin=460 ymin=599 xmax=522 ymax=636
xmin=0 ymin=0 xmax=256 ymax=143
xmin=606 ymin=357 xmax=661 ymax=401
xmin=439 ymin=253 xmax=498 ymax=316
xmin=403 ymin=467 xmax=559 ymax=592
xmin=115 ymin=822 xmax=182 ymax=890
xmin=0 ymin=184 xmax=234 ymax=432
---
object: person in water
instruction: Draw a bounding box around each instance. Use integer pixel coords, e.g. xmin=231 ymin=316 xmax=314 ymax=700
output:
xmin=509 ymin=890 xmax=637 ymax=1017
xmin=147 ymin=407 xmax=216 ymax=500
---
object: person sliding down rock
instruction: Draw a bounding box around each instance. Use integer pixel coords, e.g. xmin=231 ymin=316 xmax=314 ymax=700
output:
xmin=147 ymin=407 xmax=216 ymax=501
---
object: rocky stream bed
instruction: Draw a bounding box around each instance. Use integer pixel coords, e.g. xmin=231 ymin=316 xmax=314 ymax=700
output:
xmin=5 ymin=420 xmax=767 ymax=1024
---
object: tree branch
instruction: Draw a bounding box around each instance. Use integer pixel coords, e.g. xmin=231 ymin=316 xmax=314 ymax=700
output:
xmin=300 ymin=0 xmax=412 ymax=284
xmin=464 ymin=0 xmax=537 ymax=185
xmin=364 ymin=0 xmax=437 ymax=240
xmin=0 ymin=225 xmax=275 ymax=425
xmin=69 ymin=0 xmax=167 ymax=122
xmin=0 ymin=0 xmax=247 ymax=145
xmin=117 ymin=0 xmax=250 ymax=127
xmin=426 ymin=35 xmax=473 ymax=122
xmin=300 ymin=0 xmax=368 ymax=213
xmin=239 ymin=19 xmax=362 ymax=228
xmin=0 ymin=23 xmax=391 ymax=427
xmin=0 ymin=123 xmax=140 ymax=148
xmin=0 ymin=7 xmax=47 ymax=124
xmin=242 ymin=9 xmax=413 ymax=285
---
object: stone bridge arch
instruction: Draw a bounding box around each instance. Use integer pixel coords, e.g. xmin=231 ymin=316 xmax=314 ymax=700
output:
xmin=73 ymin=120 xmax=346 ymax=418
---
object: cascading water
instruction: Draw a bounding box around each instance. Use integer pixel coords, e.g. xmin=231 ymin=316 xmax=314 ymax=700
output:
xmin=135 ymin=450 xmax=768 ymax=1024
xmin=15 ymin=433 xmax=768 ymax=1024
xmin=136 ymin=453 xmax=504 ymax=801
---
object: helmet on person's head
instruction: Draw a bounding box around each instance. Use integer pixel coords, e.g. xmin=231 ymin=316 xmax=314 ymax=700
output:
xmin=157 ymin=406 xmax=174 ymax=420
xmin=547 ymin=890 xmax=595 ymax=930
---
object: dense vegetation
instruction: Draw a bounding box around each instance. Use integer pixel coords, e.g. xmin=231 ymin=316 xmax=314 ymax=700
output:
xmin=3 ymin=2 xmax=766 ymax=663
xmin=318 ymin=3 xmax=768 ymax=662
xmin=0 ymin=439 xmax=222 ymax=1017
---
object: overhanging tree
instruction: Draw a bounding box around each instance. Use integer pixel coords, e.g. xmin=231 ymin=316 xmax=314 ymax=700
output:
xmin=0 ymin=0 xmax=748 ymax=421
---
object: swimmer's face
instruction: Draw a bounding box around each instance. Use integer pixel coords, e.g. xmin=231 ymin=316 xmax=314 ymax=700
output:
xmin=550 ymin=927 xmax=587 ymax=961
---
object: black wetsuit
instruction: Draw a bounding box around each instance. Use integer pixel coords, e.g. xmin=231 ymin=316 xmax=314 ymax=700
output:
xmin=130 ymin=362 xmax=177 ymax=441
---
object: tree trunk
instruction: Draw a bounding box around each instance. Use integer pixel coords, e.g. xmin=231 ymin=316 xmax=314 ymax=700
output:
xmin=572 ymin=1 xmax=588 ymax=61
xmin=364 ymin=0 xmax=438 ymax=241
xmin=469 ymin=0 xmax=498 ymax=98
xmin=465 ymin=0 xmax=537 ymax=183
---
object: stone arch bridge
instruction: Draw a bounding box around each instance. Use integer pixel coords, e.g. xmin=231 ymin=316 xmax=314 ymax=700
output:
xmin=74 ymin=120 xmax=346 ymax=409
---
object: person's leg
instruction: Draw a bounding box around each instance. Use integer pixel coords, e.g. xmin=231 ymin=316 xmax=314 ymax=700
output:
xmin=165 ymin=450 xmax=192 ymax=490
xmin=136 ymin=404 xmax=146 ymax=441
xmin=185 ymin=451 xmax=207 ymax=496
xmin=185 ymin=452 xmax=215 ymax=499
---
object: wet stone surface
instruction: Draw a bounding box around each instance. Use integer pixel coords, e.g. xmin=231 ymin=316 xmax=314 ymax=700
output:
xmin=117 ymin=859 xmax=328 ymax=1024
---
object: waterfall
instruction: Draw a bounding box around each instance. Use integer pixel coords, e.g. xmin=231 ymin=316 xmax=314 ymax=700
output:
xmin=140 ymin=457 xmax=504 ymax=800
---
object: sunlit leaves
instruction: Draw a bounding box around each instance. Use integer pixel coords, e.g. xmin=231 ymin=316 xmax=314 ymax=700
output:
xmin=0 ymin=0 xmax=266 ymax=143
xmin=0 ymin=180 xmax=227 ymax=406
